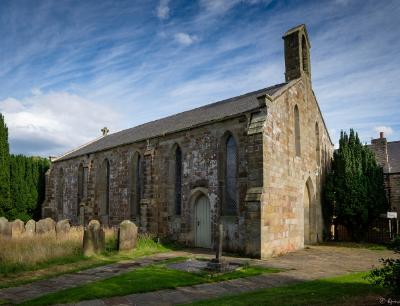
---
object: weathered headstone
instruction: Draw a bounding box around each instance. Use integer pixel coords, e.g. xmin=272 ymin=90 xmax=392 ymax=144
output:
xmin=0 ymin=217 xmax=10 ymax=237
xmin=118 ymin=220 xmax=138 ymax=251
xmin=36 ymin=218 xmax=56 ymax=235
xmin=56 ymin=219 xmax=71 ymax=235
xmin=10 ymin=219 xmax=25 ymax=237
xmin=25 ymin=219 xmax=36 ymax=236
xmin=83 ymin=220 xmax=105 ymax=256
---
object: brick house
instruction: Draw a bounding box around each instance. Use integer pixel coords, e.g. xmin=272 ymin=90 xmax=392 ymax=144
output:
xmin=43 ymin=24 xmax=334 ymax=258
xmin=370 ymin=132 xmax=400 ymax=213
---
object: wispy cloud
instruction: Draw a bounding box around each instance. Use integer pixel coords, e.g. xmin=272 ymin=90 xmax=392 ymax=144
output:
xmin=174 ymin=32 xmax=198 ymax=45
xmin=374 ymin=126 xmax=394 ymax=137
xmin=0 ymin=91 xmax=121 ymax=156
xmin=156 ymin=0 xmax=170 ymax=20
xmin=0 ymin=0 xmax=399 ymax=156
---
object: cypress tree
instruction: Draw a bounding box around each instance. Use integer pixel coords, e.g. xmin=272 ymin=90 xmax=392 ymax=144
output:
xmin=0 ymin=113 xmax=10 ymax=217
xmin=325 ymin=129 xmax=388 ymax=241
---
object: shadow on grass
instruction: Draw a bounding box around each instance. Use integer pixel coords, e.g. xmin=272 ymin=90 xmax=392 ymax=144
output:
xmin=186 ymin=272 xmax=388 ymax=306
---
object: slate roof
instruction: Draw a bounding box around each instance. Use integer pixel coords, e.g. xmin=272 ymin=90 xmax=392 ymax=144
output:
xmin=55 ymin=83 xmax=286 ymax=162
xmin=388 ymin=141 xmax=400 ymax=173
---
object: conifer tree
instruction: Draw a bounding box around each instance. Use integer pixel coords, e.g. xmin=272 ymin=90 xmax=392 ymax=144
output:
xmin=0 ymin=113 xmax=10 ymax=216
xmin=325 ymin=129 xmax=388 ymax=241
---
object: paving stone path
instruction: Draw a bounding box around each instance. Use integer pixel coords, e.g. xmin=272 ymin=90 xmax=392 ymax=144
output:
xmin=0 ymin=251 xmax=188 ymax=304
xmin=1 ymin=246 xmax=398 ymax=305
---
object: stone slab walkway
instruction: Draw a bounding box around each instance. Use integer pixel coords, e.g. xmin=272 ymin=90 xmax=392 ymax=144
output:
xmin=0 ymin=246 xmax=398 ymax=305
xmin=62 ymin=246 xmax=400 ymax=306
xmin=0 ymin=251 xmax=189 ymax=304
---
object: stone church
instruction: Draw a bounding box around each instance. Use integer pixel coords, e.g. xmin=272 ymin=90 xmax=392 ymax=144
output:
xmin=43 ymin=24 xmax=334 ymax=258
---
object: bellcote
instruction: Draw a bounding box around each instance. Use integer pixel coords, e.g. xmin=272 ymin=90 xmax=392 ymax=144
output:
xmin=283 ymin=24 xmax=311 ymax=82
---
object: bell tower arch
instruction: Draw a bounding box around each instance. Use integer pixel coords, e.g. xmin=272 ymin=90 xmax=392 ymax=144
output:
xmin=283 ymin=24 xmax=311 ymax=82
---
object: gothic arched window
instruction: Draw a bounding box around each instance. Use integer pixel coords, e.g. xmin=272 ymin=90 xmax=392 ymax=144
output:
xmin=98 ymin=158 xmax=111 ymax=218
xmin=57 ymin=168 xmax=64 ymax=212
xmin=175 ymin=146 xmax=182 ymax=215
xmin=77 ymin=164 xmax=84 ymax=216
xmin=302 ymin=35 xmax=310 ymax=76
xmin=315 ymin=122 xmax=320 ymax=166
xmin=225 ymin=134 xmax=237 ymax=215
xmin=130 ymin=153 xmax=142 ymax=218
xmin=294 ymin=105 xmax=301 ymax=157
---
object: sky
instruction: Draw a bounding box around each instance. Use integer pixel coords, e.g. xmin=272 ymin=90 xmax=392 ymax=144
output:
xmin=0 ymin=0 xmax=399 ymax=157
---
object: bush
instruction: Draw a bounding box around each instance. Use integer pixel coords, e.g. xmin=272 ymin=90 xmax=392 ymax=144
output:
xmin=367 ymin=257 xmax=400 ymax=295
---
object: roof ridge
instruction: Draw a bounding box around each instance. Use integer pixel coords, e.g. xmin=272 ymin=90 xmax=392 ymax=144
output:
xmin=105 ymin=83 xmax=286 ymax=139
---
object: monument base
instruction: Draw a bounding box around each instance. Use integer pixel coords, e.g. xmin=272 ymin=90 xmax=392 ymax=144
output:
xmin=206 ymin=259 xmax=230 ymax=272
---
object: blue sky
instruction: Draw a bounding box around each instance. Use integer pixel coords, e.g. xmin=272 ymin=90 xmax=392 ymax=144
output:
xmin=0 ymin=0 xmax=399 ymax=156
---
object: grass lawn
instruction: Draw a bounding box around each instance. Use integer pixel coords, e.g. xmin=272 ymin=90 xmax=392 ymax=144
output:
xmin=186 ymin=272 xmax=387 ymax=306
xmin=21 ymin=260 xmax=279 ymax=306
xmin=0 ymin=236 xmax=174 ymax=289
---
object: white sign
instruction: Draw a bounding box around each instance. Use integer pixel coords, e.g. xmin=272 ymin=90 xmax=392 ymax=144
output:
xmin=381 ymin=212 xmax=398 ymax=219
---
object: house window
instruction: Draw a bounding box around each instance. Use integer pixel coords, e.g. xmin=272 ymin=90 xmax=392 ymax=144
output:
xmin=294 ymin=105 xmax=301 ymax=157
xmin=225 ymin=135 xmax=237 ymax=215
xmin=175 ymin=146 xmax=182 ymax=215
xmin=105 ymin=159 xmax=110 ymax=215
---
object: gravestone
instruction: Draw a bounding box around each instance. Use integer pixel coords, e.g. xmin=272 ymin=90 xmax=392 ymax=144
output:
xmin=56 ymin=219 xmax=71 ymax=235
xmin=83 ymin=220 xmax=105 ymax=256
xmin=36 ymin=218 xmax=56 ymax=235
xmin=25 ymin=219 xmax=36 ymax=236
xmin=10 ymin=219 xmax=25 ymax=237
xmin=118 ymin=220 xmax=138 ymax=251
xmin=0 ymin=217 xmax=10 ymax=237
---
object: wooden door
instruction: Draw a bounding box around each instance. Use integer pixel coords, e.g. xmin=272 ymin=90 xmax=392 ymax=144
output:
xmin=194 ymin=195 xmax=211 ymax=248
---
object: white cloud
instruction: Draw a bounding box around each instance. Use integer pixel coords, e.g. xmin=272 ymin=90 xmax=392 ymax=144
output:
xmin=174 ymin=32 xmax=198 ymax=45
xmin=156 ymin=0 xmax=170 ymax=20
xmin=373 ymin=126 xmax=394 ymax=137
xmin=31 ymin=87 xmax=42 ymax=96
xmin=0 ymin=91 xmax=121 ymax=156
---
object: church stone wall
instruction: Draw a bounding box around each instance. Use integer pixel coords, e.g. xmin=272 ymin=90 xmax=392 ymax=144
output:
xmin=44 ymin=116 xmax=264 ymax=254
xmin=261 ymin=77 xmax=333 ymax=257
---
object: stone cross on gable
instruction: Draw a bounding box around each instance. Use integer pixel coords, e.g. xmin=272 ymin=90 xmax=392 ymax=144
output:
xmin=101 ymin=127 xmax=109 ymax=136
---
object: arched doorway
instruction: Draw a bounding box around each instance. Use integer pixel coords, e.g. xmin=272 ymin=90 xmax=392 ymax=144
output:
xmin=303 ymin=183 xmax=311 ymax=244
xmin=304 ymin=178 xmax=316 ymax=245
xmin=194 ymin=195 xmax=211 ymax=248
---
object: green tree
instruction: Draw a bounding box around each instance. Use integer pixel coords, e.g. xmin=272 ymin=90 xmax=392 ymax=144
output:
xmin=0 ymin=113 xmax=10 ymax=216
xmin=325 ymin=129 xmax=388 ymax=241
xmin=9 ymin=155 xmax=50 ymax=221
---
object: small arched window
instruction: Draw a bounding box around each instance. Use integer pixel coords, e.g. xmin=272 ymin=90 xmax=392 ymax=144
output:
xmin=57 ymin=168 xmax=64 ymax=212
xmin=175 ymin=146 xmax=182 ymax=215
xmin=315 ymin=122 xmax=320 ymax=166
xmin=105 ymin=159 xmax=110 ymax=215
xmin=294 ymin=105 xmax=301 ymax=157
xmin=130 ymin=153 xmax=142 ymax=218
xmin=302 ymin=35 xmax=310 ymax=76
xmin=225 ymin=135 xmax=237 ymax=215
xmin=77 ymin=164 xmax=84 ymax=216
xmin=98 ymin=159 xmax=111 ymax=217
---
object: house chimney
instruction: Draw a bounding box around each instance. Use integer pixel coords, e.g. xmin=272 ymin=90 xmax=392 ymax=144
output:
xmin=371 ymin=132 xmax=389 ymax=173
xmin=101 ymin=127 xmax=109 ymax=136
